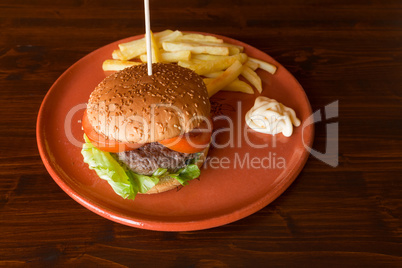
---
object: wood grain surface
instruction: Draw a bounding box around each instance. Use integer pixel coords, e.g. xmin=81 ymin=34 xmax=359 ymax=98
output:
xmin=1 ymin=0 xmax=401 ymax=267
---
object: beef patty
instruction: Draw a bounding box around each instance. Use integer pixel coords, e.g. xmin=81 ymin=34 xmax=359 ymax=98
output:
xmin=115 ymin=142 xmax=197 ymax=175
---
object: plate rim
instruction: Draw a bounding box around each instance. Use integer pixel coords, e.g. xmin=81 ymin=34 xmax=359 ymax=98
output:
xmin=36 ymin=32 xmax=314 ymax=231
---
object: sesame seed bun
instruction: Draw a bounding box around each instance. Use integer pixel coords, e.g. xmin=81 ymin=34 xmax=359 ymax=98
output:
xmin=86 ymin=63 xmax=210 ymax=144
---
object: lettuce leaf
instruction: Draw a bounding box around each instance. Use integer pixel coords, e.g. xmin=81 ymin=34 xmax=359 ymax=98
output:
xmin=81 ymin=135 xmax=200 ymax=200
xmin=168 ymin=164 xmax=201 ymax=186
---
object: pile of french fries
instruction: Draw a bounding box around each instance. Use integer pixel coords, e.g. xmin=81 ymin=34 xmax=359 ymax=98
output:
xmin=103 ymin=29 xmax=277 ymax=97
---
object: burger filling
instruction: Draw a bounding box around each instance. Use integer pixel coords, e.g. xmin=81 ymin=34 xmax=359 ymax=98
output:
xmin=116 ymin=142 xmax=197 ymax=176
xmin=81 ymin=134 xmax=202 ymax=200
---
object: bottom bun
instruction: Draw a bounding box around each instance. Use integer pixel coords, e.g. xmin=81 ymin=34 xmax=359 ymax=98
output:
xmin=144 ymin=145 xmax=209 ymax=194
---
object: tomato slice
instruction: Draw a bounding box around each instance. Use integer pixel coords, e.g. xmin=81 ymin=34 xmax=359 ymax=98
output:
xmin=158 ymin=118 xmax=213 ymax=154
xmin=82 ymin=109 xmax=143 ymax=153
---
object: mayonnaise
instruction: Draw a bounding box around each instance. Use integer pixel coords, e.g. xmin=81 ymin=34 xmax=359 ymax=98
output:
xmin=245 ymin=96 xmax=301 ymax=137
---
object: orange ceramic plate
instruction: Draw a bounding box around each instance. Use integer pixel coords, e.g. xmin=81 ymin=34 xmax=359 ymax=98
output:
xmin=36 ymin=33 xmax=314 ymax=231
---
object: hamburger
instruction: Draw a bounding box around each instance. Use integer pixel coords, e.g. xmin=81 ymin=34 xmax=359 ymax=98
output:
xmin=81 ymin=63 xmax=211 ymax=199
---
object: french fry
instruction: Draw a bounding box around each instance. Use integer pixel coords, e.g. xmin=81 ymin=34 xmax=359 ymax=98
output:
xmin=179 ymin=33 xmax=223 ymax=43
xmin=245 ymin=59 xmax=259 ymax=70
xmin=241 ymin=65 xmax=263 ymax=93
xmin=228 ymin=47 xmax=241 ymax=55
xmin=117 ymin=30 xmax=176 ymax=60
xmin=118 ymin=29 xmax=173 ymax=52
xmin=140 ymin=50 xmax=191 ymax=63
xmin=189 ymin=40 xmax=243 ymax=55
xmin=150 ymin=31 xmax=161 ymax=63
xmin=248 ymin=57 xmax=277 ymax=74
xmin=117 ymin=42 xmax=147 ymax=60
xmin=206 ymin=60 xmax=244 ymax=97
xmin=162 ymin=50 xmax=191 ymax=61
xmin=196 ymin=41 xmax=244 ymax=52
xmin=162 ymin=41 xmax=229 ymax=56
xmin=204 ymin=78 xmax=254 ymax=94
xmin=102 ymin=60 xmax=142 ymax=71
xmin=178 ymin=53 xmax=248 ymax=75
xmin=192 ymin=54 xmax=228 ymax=61
xmin=158 ymin=30 xmax=183 ymax=43
xmin=223 ymin=79 xmax=254 ymax=94
xmin=112 ymin=49 xmax=124 ymax=60
xmin=222 ymin=42 xmax=244 ymax=53
xmin=203 ymin=78 xmax=214 ymax=85
xmin=203 ymin=71 xmax=224 ymax=78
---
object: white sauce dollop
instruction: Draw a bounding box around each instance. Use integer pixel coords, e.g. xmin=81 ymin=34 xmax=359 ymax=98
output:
xmin=245 ymin=96 xmax=301 ymax=137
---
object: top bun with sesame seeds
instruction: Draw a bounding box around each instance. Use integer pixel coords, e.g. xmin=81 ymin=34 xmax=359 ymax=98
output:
xmin=86 ymin=63 xmax=210 ymax=144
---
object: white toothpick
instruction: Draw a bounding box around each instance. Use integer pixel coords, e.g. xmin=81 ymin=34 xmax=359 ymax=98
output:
xmin=144 ymin=0 xmax=152 ymax=76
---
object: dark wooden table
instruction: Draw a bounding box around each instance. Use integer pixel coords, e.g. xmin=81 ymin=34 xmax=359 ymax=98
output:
xmin=1 ymin=0 xmax=401 ymax=266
